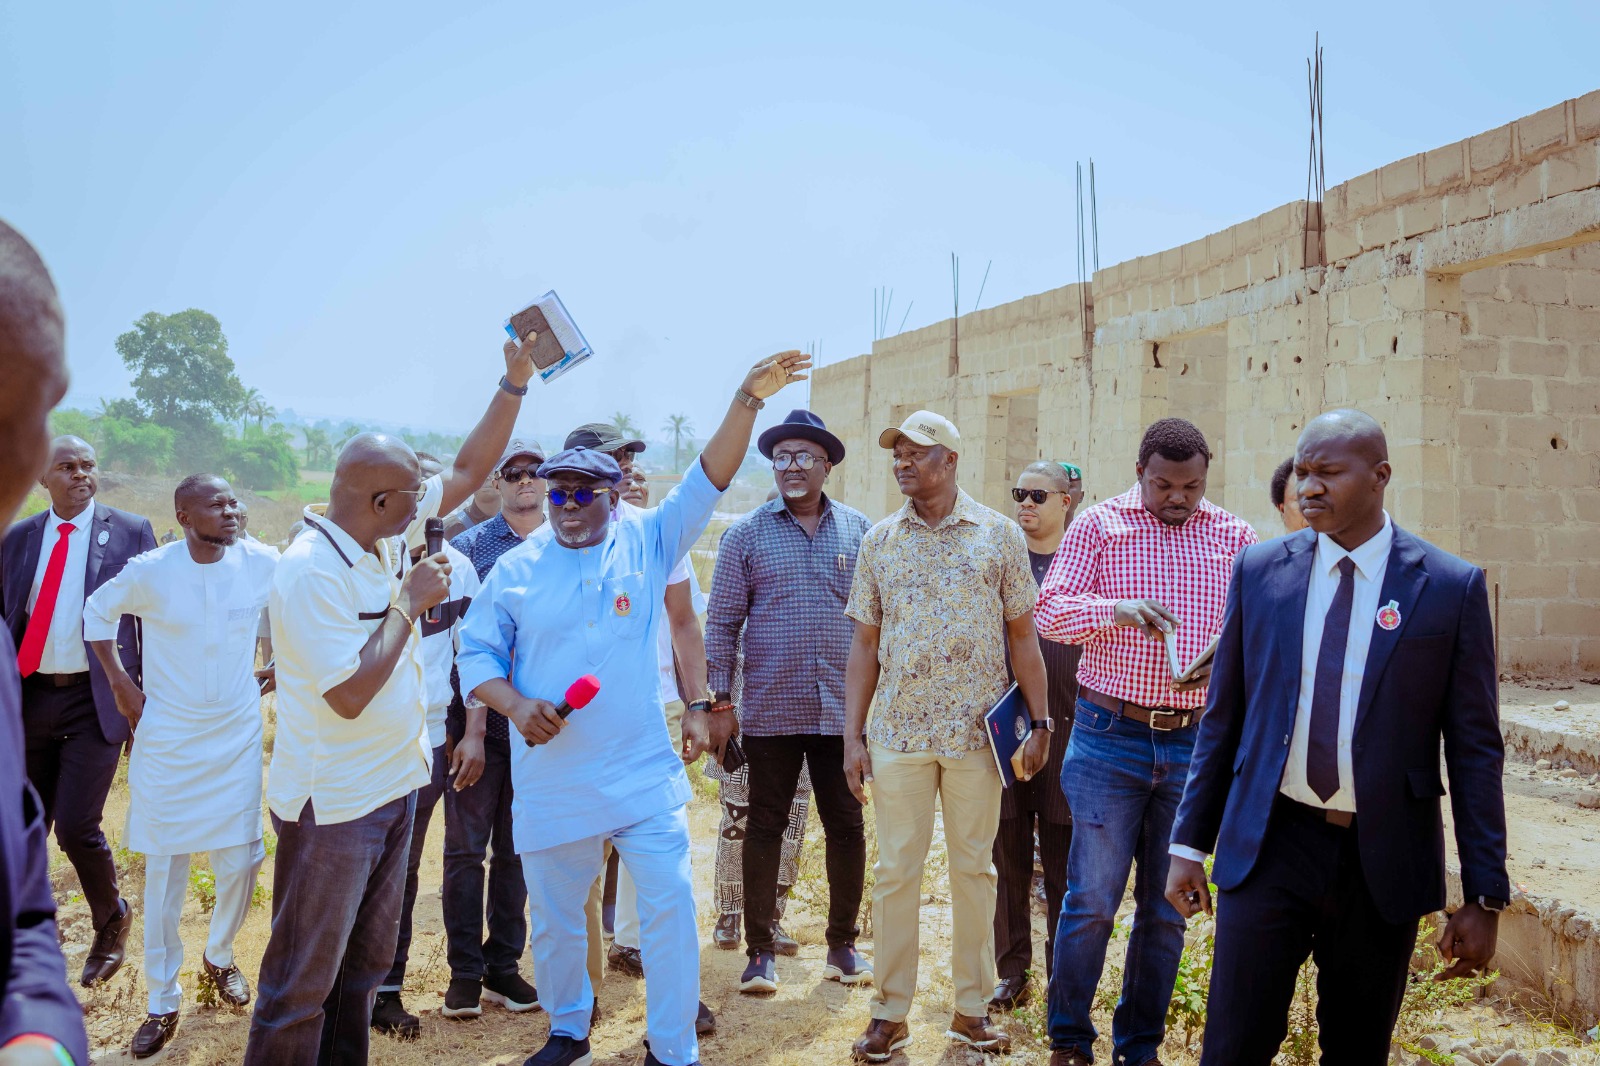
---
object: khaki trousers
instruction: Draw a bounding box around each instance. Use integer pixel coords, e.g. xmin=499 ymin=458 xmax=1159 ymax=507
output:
xmin=868 ymin=741 xmax=1002 ymax=1022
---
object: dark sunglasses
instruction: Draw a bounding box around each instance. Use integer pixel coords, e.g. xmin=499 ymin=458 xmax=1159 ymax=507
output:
xmin=548 ymin=487 xmax=614 ymax=507
xmin=772 ymin=453 xmax=821 ymax=471
xmin=499 ymin=466 xmax=543 ymax=484
xmin=1012 ymin=488 xmax=1068 ymax=504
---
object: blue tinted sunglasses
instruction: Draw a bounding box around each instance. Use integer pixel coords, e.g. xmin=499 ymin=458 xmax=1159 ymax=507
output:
xmin=548 ymin=487 xmax=614 ymax=507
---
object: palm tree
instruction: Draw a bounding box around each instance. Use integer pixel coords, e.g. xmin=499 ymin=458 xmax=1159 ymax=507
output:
xmin=609 ymin=411 xmax=641 ymax=440
xmin=335 ymin=423 xmax=363 ymax=451
xmin=303 ymin=426 xmax=332 ymax=468
xmin=240 ymin=388 xmax=276 ymax=430
xmin=662 ymin=413 xmax=694 ymax=470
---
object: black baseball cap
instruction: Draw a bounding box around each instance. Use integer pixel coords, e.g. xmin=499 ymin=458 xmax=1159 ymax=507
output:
xmin=564 ymin=422 xmax=645 ymax=454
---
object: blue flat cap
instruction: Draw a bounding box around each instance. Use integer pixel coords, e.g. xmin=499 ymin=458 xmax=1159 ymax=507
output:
xmin=537 ymin=446 xmax=624 ymax=486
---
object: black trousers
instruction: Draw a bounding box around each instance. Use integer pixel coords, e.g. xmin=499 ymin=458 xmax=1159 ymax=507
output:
xmin=22 ymin=677 xmax=123 ymax=928
xmin=1199 ymin=798 xmax=1416 ymax=1066
xmin=993 ymin=811 xmax=1071 ymax=980
xmin=742 ymin=733 xmax=865 ymax=955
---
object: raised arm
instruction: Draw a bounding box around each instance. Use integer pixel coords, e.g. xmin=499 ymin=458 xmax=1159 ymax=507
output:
xmin=698 ymin=351 xmax=811 ymax=490
xmin=436 ymin=336 xmax=538 ymax=515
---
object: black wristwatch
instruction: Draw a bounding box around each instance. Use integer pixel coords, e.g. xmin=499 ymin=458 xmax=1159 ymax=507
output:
xmin=687 ymin=698 xmax=712 ymax=713
xmin=1475 ymin=895 xmax=1508 ymax=912
xmin=498 ymin=374 xmax=529 ymax=397
xmin=1030 ymin=719 xmax=1054 ymax=733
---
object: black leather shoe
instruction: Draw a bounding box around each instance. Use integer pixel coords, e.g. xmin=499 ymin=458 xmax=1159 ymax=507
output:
xmin=989 ymin=974 xmax=1031 ymax=1011
xmin=712 ymin=912 xmax=741 ymax=949
xmin=772 ymin=921 xmax=800 ymax=957
xmin=131 ymin=1011 xmax=179 ymax=1059
xmin=371 ymin=991 xmax=420 ymax=1040
xmin=82 ymin=897 xmax=131 ymax=987
xmin=697 ymin=999 xmax=716 ymax=1035
xmin=202 ymin=954 xmax=252 ymax=1007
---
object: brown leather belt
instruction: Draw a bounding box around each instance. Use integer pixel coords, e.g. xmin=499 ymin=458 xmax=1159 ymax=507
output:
xmin=1080 ymin=686 xmax=1199 ymax=732
xmin=24 ymin=671 xmax=91 ymax=688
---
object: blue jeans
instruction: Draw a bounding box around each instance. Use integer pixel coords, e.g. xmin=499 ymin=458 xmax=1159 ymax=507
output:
xmin=244 ymin=792 xmax=415 ymax=1066
xmin=383 ymin=743 xmax=448 ymax=991
xmin=442 ymin=738 xmax=527 ymax=979
xmin=1048 ymin=698 xmax=1195 ymax=1064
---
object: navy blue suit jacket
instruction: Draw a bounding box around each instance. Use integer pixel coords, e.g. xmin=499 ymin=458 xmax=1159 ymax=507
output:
xmin=0 ymin=628 xmax=89 ymax=1061
xmin=1 ymin=501 xmax=156 ymax=744
xmin=1171 ymin=525 xmax=1510 ymax=924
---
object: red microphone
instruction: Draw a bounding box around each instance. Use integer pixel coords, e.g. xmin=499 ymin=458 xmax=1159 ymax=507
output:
xmin=528 ymin=675 xmax=601 ymax=746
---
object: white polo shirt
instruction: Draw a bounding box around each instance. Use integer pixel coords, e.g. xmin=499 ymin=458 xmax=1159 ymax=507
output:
xmin=266 ymin=478 xmax=442 ymax=825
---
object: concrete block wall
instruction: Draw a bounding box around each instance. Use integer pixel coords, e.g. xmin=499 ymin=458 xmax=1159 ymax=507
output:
xmin=811 ymin=88 xmax=1600 ymax=673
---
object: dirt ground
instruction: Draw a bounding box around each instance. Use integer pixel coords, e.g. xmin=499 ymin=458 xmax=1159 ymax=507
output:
xmin=46 ymin=687 xmax=1600 ymax=1065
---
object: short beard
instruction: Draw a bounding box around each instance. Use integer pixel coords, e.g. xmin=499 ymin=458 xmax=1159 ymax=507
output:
xmin=197 ymin=532 xmax=237 ymax=547
xmin=782 ymin=484 xmax=809 ymax=499
xmin=554 ymin=522 xmax=599 ymax=547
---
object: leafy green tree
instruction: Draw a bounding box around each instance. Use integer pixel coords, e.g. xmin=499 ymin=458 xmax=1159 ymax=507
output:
xmin=240 ymin=387 xmax=277 ymax=430
xmin=48 ymin=408 xmax=100 ymax=445
xmin=224 ymin=427 xmax=300 ymax=490
xmin=98 ymin=417 xmax=176 ymax=475
xmin=115 ymin=309 xmax=246 ymax=470
xmin=302 ymin=426 xmax=333 ymax=468
xmin=662 ymin=413 xmax=694 ymax=470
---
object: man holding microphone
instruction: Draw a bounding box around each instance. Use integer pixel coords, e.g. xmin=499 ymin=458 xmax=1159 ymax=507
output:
xmin=459 ymin=350 xmax=810 ymax=1066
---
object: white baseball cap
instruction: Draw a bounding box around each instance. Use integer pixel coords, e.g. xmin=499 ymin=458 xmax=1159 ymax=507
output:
xmin=878 ymin=410 xmax=961 ymax=450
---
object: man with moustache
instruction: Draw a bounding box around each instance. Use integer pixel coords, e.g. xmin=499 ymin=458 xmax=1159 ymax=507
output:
xmin=1 ymin=433 xmax=155 ymax=988
xmin=243 ymin=336 xmax=535 ymax=1065
xmin=443 ymin=439 xmax=546 ymax=1021
xmin=990 ymin=461 xmax=1084 ymax=1013
xmin=706 ymin=409 xmax=872 ymax=995
xmin=844 ymin=411 xmax=1050 ymax=1061
xmin=0 ymin=217 xmax=89 ymax=1066
xmin=1166 ymin=410 xmax=1506 ymax=1064
xmin=83 ymin=474 xmax=279 ymax=1058
xmin=1035 ymin=418 xmax=1256 ymax=1066
xmin=458 ymin=351 xmax=808 ymax=1066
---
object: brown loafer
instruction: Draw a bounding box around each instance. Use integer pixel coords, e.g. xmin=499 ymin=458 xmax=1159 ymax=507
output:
xmin=852 ymin=1018 xmax=911 ymax=1062
xmin=947 ymin=1011 xmax=1011 ymax=1053
xmin=1050 ymin=1049 xmax=1092 ymax=1066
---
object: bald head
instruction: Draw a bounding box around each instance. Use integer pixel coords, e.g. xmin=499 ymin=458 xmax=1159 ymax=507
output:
xmin=1298 ymin=409 xmax=1388 ymax=466
xmin=327 ymin=432 xmax=425 ymax=547
xmin=0 ymin=220 xmax=69 ymax=527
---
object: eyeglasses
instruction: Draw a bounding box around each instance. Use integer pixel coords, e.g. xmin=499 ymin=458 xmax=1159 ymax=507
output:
xmin=374 ymin=487 xmax=425 ymax=501
xmin=499 ymin=467 xmax=542 ymax=484
xmin=772 ymin=453 xmax=822 ymax=471
xmin=548 ymin=487 xmax=614 ymax=507
xmin=1012 ymin=488 xmax=1068 ymax=504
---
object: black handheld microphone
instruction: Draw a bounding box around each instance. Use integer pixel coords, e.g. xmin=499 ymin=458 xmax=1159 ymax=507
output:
xmin=423 ymin=518 xmax=445 ymax=624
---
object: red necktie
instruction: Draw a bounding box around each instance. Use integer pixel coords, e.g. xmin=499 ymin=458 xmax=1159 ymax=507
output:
xmin=17 ymin=521 xmax=76 ymax=677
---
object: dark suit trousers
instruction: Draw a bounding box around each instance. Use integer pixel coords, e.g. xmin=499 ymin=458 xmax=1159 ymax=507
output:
xmin=22 ymin=677 xmax=123 ymax=928
xmin=993 ymin=812 xmax=1070 ymax=980
xmin=1200 ymin=798 xmax=1416 ymax=1066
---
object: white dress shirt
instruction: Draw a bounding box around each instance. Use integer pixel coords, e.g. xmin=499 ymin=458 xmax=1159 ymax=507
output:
xmin=27 ymin=506 xmax=93 ymax=673
xmin=1168 ymin=513 xmax=1393 ymax=864
xmin=654 ymin=559 xmax=702 ymax=707
xmin=1278 ymin=513 xmax=1393 ymax=812
xmin=266 ymin=477 xmax=443 ymax=826
xmin=419 ymin=541 xmax=481 ymax=748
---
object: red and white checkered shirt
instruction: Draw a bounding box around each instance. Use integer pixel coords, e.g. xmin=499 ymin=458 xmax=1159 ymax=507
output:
xmin=1036 ymin=485 xmax=1258 ymax=709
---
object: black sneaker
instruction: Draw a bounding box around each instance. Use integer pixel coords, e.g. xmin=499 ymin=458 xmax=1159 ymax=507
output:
xmin=607 ymin=942 xmax=644 ymax=978
xmin=823 ymin=943 xmax=873 ymax=986
xmin=442 ymin=976 xmax=483 ymax=1019
xmin=483 ymin=970 xmax=540 ymax=1013
xmin=772 ymin=922 xmax=800 ymax=957
xmin=523 ymin=1033 xmax=593 ymax=1066
xmin=712 ymin=912 xmax=741 ymax=949
xmin=371 ymin=991 xmax=420 ymax=1040
xmin=697 ymin=998 xmax=716 ymax=1035
xmin=131 ymin=1011 xmax=179 ymax=1059
xmin=740 ymin=951 xmax=778 ymax=994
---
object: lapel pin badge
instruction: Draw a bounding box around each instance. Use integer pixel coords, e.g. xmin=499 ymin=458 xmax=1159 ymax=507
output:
xmin=97 ymin=529 xmax=110 ymax=546
xmin=1376 ymin=600 xmax=1401 ymax=631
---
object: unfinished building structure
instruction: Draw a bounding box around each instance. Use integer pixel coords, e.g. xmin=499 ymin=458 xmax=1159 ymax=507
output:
xmin=813 ymin=90 xmax=1600 ymax=677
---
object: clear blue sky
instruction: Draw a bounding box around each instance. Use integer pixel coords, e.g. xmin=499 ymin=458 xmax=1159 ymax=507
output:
xmin=5 ymin=1 xmax=1597 ymax=446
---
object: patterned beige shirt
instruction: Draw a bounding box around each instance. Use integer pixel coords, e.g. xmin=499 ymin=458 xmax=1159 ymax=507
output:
xmin=846 ymin=488 xmax=1038 ymax=757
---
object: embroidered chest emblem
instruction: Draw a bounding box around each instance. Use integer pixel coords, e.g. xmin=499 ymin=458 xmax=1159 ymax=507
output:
xmin=1375 ymin=600 xmax=1401 ymax=631
xmin=614 ymin=592 xmax=632 ymax=616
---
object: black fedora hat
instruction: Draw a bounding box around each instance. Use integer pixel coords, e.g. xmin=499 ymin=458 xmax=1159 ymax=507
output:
xmin=757 ymin=409 xmax=845 ymax=465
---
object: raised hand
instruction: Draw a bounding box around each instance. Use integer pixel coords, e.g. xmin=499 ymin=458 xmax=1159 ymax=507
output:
xmin=742 ymin=350 xmax=813 ymax=401
xmin=505 ymin=332 xmax=539 ymax=390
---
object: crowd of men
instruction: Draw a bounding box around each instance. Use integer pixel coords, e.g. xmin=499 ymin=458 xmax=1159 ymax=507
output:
xmin=0 ymin=215 xmax=1508 ymax=1066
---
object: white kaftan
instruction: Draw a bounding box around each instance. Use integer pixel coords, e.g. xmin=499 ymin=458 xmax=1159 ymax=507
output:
xmin=83 ymin=539 xmax=279 ymax=855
